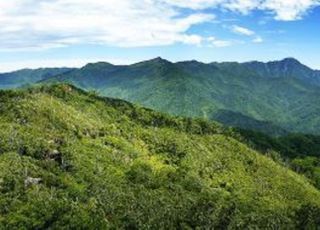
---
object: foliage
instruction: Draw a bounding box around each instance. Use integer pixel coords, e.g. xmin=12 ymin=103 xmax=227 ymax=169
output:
xmin=0 ymin=84 xmax=320 ymax=229
xmin=237 ymin=128 xmax=320 ymax=189
xmin=36 ymin=57 xmax=320 ymax=135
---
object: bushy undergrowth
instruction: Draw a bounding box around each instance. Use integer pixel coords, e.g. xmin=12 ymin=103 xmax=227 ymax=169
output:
xmin=0 ymin=84 xmax=320 ymax=229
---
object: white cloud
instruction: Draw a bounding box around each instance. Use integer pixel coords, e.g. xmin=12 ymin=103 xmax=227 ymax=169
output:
xmin=253 ymin=36 xmax=263 ymax=43
xmin=262 ymin=0 xmax=320 ymax=21
xmin=0 ymin=0 xmax=318 ymax=50
xmin=224 ymin=0 xmax=261 ymax=14
xmin=212 ymin=40 xmax=233 ymax=47
xmin=0 ymin=0 xmax=213 ymax=50
xmin=207 ymin=37 xmax=233 ymax=47
xmin=163 ymin=0 xmax=320 ymax=20
xmin=231 ymin=25 xmax=264 ymax=43
xmin=231 ymin=25 xmax=255 ymax=36
xmin=162 ymin=0 xmax=224 ymax=9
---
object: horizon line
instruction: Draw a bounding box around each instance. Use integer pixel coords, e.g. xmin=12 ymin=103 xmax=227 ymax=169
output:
xmin=0 ymin=56 xmax=318 ymax=74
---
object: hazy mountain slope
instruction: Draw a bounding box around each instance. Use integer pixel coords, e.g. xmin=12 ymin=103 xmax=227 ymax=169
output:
xmin=0 ymin=68 xmax=74 ymax=89
xmin=1 ymin=57 xmax=320 ymax=135
xmin=0 ymin=84 xmax=320 ymax=229
xmin=212 ymin=109 xmax=288 ymax=136
xmin=244 ymin=58 xmax=320 ymax=86
xmin=48 ymin=59 xmax=269 ymax=120
xmin=54 ymin=58 xmax=213 ymax=117
xmin=44 ymin=57 xmax=320 ymax=135
xmin=182 ymin=60 xmax=320 ymax=134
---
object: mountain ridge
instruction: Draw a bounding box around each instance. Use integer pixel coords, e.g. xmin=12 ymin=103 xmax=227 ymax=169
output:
xmin=1 ymin=57 xmax=320 ymax=135
xmin=2 ymin=57 xmax=319 ymax=74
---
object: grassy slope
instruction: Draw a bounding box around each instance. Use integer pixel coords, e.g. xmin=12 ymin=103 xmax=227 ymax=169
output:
xmin=0 ymin=84 xmax=320 ymax=229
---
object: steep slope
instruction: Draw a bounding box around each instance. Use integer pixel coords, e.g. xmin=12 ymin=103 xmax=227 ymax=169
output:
xmin=0 ymin=68 xmax=74 ymax=89
xmin=0 ymin=84 xmax=320 ymax=229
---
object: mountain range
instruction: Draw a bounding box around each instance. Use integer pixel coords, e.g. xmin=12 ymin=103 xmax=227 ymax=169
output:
xmin=0 ymin=68 xmax=74 ymax=89
xmin=1 ymin=57 xmax=320 ymax=135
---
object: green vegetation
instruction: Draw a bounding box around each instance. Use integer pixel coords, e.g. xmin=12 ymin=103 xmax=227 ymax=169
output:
xmin=0 ymin=68 xmax=73 ymax=89
xmin=42 ymin=57 xmax=320 ymax=135
xmin=2 ymin=58 xmax=320 ymax=135
xmin=0 ymin=84 xmax=320 ymax=229
xmin=237 ymin=129 xmax=320 ymax=189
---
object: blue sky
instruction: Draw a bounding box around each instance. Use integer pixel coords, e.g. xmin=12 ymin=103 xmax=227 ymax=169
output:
xmin=0 ymin=0 xmax=319 ymax=72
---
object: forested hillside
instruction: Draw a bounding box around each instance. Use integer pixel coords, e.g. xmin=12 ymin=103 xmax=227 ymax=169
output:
xmin=0 ymin=84 xmax=320 ymax=229
xmin=37 ymin=57 xmax=320 ymax=135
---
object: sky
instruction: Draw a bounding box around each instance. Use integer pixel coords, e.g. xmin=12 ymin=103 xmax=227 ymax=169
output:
xmin=0 ymin=0 xmax=319 ymax=72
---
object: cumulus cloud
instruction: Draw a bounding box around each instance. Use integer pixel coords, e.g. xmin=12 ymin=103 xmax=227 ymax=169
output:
xmin=0 ymin=0 xmax=318 ymax=50
xmin=163 ymin=0 xmax=320 ymax=20
xmin=262 ymin=0 xmax=320 ymax=21
xmin=0 ymin=0 xmax=213 ymax=50
xmin=224 ymin=0 xmax=261 ymax=14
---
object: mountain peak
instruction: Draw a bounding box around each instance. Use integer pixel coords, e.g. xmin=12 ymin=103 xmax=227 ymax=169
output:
xmin=150 ymin=57 xmax=171 ymax=64
xmin=133 ymin=57 xmax=172 ymax=67
xmin=82 ymin=61 xmax=114 ymax=70
xmin=280 ymin=57 xmax=301 ymax=65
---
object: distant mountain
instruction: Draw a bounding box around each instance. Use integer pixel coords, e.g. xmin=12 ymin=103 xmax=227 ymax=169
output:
xmin=0 ymin=84 xmax=320 ymax=229
xmin=0 ymin=68 xmax=74 ymax=89
xmin=244 ymin=58 xmax=320 ymax=86
xmin=1 ymin=57 xmax=320 ymax=135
